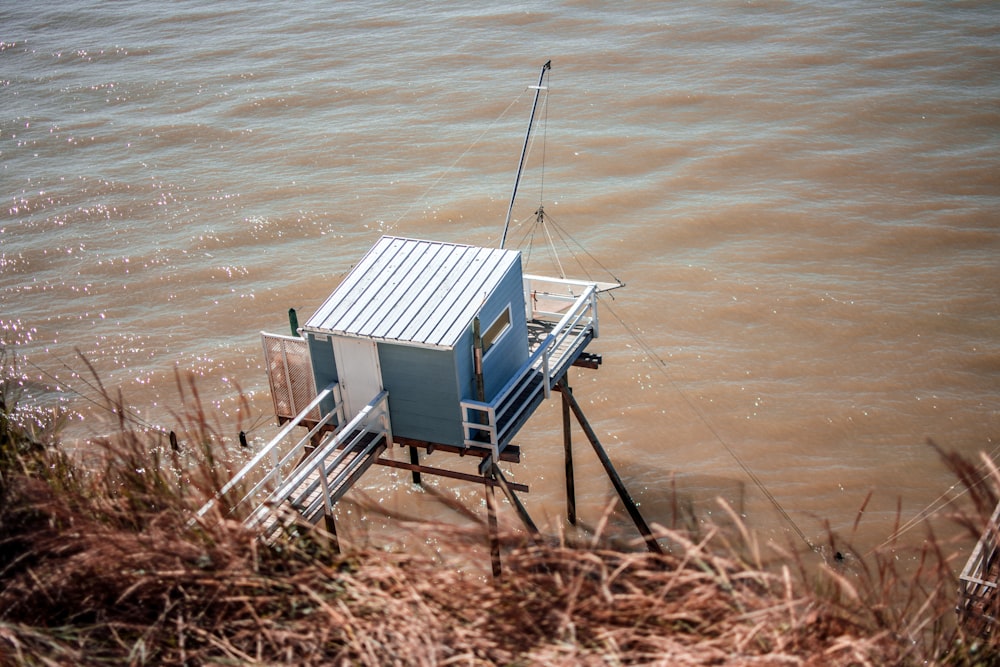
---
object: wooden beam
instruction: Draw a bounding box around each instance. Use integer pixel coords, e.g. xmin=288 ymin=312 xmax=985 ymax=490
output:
xmin=572 ymin=352 xmax=603 ymax=370
xmin=375 ymin=457 xmax=529 ymax=493
xmin=394 ymin=436 xmax=521 ymax=464
xmin=557 ymin=377 xmax=663 ymax=555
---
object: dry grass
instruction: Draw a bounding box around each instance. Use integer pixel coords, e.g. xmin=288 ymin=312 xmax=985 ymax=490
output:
xmin=1 ymin=346 xmax=998 ymax=665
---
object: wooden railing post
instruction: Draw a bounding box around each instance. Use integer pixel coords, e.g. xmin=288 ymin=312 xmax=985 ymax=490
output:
xmin=409 ymin=446 xmax=422 ymax=486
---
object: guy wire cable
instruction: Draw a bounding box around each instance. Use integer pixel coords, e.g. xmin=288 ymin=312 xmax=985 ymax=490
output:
xmin=600 ymin=292 xmax=1000 ymax=556
xmin=867 ymin=442 xmax=1000 ymax=555
xmin=388 ymin=88 xmax=529 ymax=233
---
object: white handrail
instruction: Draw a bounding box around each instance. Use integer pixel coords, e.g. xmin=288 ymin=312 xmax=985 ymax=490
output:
xmin=280 ymin=425 xmax=388 ymax=528
xmin=194 ymin=382 xmax=342 ymax=520
xmin=549 ymin=284 xmax=596 ymax=345
xmin=460 ymin=283 xmax=597 ymax=452
xmin=248 ymin=390 xmax=391 ymax=532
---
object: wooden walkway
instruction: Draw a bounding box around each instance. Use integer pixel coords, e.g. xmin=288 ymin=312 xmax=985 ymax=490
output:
xmin=247 ymin=428 xmax=387 ymax=541
xmin=527 ymin=319 xmax=594 ymax=381
xmin=194 ymin=388 xmax=391 ymax=540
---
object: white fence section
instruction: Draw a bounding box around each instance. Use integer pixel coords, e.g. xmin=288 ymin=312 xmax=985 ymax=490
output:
xmin=261 ymin=332 xmax=319 ymax=423
xmin=524 ymin=274 xmax=601 ymax=339
xmin=461 ymin=278 xmax=599 ymax=460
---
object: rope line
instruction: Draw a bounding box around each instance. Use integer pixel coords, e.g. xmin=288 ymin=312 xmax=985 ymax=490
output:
xmin=516 ymin=208 xmax=809 ymax=548
xmin=520 ymin=211 xmax=986 ymax=554
xmin=597 ymin=289 xmax=997 ymax=555
xmin=598 ymin=295 xmax=818 ymax=553
xmin=866 ymin=442 xmax=1000 ymax=554
xmin=388 ymin=89 xmax=529 ymax=232
xmin=510 ymin=184 xmax=815 ymax=547
xmin=526 ymin=210 xmax=625 ymax=287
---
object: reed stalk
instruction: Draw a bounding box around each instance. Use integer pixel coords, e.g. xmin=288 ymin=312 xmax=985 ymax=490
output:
xmin=0 ymin=346 xmax=996 ymax=665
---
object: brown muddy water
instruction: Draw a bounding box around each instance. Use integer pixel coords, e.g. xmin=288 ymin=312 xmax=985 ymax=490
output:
xmin=2 ymin=1 xmax=998 ymax=564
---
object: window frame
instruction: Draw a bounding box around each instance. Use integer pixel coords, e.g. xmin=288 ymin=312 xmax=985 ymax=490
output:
xmin=481 ymin=306 xmax=512 ymax=355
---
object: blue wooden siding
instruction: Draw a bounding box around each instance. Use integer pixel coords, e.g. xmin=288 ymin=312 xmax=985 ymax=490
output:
xmin=377 ymin=342 xmax=464 ymax=446
xmin=478 ymin=257 xmax=530 ymax=402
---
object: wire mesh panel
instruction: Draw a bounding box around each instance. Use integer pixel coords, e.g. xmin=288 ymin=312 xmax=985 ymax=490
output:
xmin=261 ymin=333 xmax=320 ymax=423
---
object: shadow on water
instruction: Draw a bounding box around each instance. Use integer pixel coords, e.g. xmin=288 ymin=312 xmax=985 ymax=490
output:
xmin=571 ymin=462 xmax=750 ymax=551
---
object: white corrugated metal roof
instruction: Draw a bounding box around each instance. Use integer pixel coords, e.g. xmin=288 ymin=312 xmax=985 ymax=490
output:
xmin=303 ymin=236 xmax=521 ymax=349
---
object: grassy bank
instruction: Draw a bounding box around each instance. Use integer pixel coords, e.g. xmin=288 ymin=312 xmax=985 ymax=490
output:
xmin=1 ymin=348 xmax=997 ymax=665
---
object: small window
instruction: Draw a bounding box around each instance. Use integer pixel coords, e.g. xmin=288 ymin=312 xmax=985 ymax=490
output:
xmin=482 ymin=307 xmax=511 ymax=354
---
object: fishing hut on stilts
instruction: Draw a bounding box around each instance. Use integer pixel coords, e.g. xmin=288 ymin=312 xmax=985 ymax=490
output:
xmin=195 ymin=61 xmax=660 ymax=576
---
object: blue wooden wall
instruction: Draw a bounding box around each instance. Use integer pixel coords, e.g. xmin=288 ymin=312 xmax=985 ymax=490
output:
xmin=378 ymin=343 xmax=463 ymax=446
xmin=482 ymin=259 xmax=530 ymax=400
xmin=375 ymin=263 xmax=528 ymax=447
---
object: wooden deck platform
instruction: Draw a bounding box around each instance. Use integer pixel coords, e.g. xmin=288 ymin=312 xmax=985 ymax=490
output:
xmin=527 ymin=319 xmax=595 ymax=378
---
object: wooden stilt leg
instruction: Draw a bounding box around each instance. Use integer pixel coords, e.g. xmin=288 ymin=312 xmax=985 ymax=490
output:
xmin=324 ymin=512 xmax=340 ymax=555
xmin=562 ymin=376 xmax=577 ymax=526
xmin=491 ymin=462 xmax=540 ymax=541
xmin=409 ymin=446 xmax=422 ymax=486
xmin=485 ymin=479 xmax=502 ymax=578
xmin=558 ymin=377 xmax=663 ymax=554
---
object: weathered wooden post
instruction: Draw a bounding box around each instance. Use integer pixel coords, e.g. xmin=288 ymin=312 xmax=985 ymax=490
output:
xmin=485 ymin=479 xmax=502 ymax=578
xmin=491 ymin=461 xmax=540 ymax=540
xmin=324 ymin=513 xmax=340 ymax=554
xmin=409 ymin=446 xmax=422 ymax=486
xmin=558 ymin=377 xmax=663 ymax=554
xmin=473 ymin=317 xmax=486 ymax=407
xmin=562 ymin=374 xmax=577 ymax=526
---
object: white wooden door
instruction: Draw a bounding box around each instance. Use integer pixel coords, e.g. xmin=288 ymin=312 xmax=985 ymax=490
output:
xmin=331 ymin=336 xmax=382 ymax=419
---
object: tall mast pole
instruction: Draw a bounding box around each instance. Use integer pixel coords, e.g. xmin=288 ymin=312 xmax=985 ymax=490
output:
xmin=500 ymin=60 xmax=551 ymax=249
